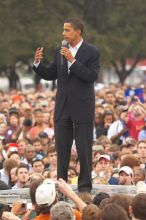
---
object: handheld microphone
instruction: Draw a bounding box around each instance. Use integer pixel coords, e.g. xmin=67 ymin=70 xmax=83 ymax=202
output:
xmin=61 ymin=40 xmax=68 ymax=65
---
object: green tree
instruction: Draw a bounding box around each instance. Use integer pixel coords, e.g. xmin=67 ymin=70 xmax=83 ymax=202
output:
xmin=83 ymin=0 xmax=146 ymax=83
xmin=0 ymin=0 xmax=145 ymax=84
xmin=0 ymin=0 xmax=81 ymax=87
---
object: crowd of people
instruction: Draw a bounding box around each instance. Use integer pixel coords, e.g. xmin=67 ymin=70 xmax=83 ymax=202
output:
xmin=0 ymin=82 xmax=146 ymax=219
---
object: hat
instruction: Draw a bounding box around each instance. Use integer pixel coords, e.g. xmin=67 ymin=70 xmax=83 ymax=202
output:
xmin=119 ymin=166 xmax=133 ymax=176
xmin=43 ymin=128 xmax=54 ymax=139
xmin=7 ymin=143 xmax=19 ymax=153
xmin=40 ymin=100 xmax=48 ymax=107
xmin=39 ymin=131 xmax=48 ymax=138
xmin=98 ymin=154 xmax=110 ymax=161
xmin=125 ymin=137 xmax=137 ymax=146
xmin=118 ymin=105 xmax=128 ymax=116
xmin=136 ymin=181 xmax=146 ymax=194
xmin=35 ymin=179 xmax=56 ymax=206
xmin=9 ymin=107 xmax=19 ymax=116
xmin=92 ymin=145 xmax=104 ymax=151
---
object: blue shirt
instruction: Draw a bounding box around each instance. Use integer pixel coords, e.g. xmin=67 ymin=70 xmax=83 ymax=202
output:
xmin=138 ymin=130 xmax=146 ymax=141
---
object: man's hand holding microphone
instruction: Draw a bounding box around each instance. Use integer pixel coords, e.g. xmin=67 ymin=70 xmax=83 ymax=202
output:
xmin=60 ymin=47 xmax=75 ymax=63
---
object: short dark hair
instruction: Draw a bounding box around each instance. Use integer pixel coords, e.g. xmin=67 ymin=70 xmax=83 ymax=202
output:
xmin=9 ymin=107 xmax=19 ymax=117
xmin=120 ymin=155 xmax=141 ymax=169
xmin=33 ymin=108 xmax=43 ymax=114
xmin=82 ymin=204 xmax=101 ymax=220
xmin=65 ymin=18 xmax=84 ymax=35
xmin=93 ymin=192 xmax=110 ymax=207
xmin=101 ymin=203 xmax=128 ymax=220
xmin=132 ymin=193 xmax=146 ymax=219
xmin=16 ymin=163 xmax=29 ymax=175
xmin=39 ymin=131 xmax=48 ymax=138
xmin=3 ymin=159 xmax=19 ymax=174
xmin=108 ymin=194 xmax=133 ymax=219
xmin=8 ymin=151 xmax=20 ymax=159
xmin=23 ymin=118 xmax=32 ymax=127
xmin=32 ymin=158 xmax=44 ymax=166
xmin=33 ymin=137 xmax=41 ymax=143
xmin=47 ymin=145 xmax=56 ymax=155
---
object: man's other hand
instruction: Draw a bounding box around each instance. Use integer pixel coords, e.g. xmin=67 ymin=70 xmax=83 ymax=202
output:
xmin=34 ymin=47 xmax=44 ymax=64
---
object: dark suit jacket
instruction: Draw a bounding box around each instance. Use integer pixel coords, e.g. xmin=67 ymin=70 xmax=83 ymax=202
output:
xmin=33 ymin=41 xmax=100 ymax=123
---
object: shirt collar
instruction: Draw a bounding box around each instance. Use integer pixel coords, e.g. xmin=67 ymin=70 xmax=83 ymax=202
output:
xmin=69 ymin=39 xmax=83 ymax=50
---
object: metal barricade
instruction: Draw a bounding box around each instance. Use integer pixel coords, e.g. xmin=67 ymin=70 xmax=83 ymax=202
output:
xmin=0 ymin=185 xmax=136 ymax=204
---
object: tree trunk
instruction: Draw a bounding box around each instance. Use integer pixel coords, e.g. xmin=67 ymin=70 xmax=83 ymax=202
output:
xmin=112 ymin=57 xmax=141 ymax=84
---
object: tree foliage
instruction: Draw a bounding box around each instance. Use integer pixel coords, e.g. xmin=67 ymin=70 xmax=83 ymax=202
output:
xmin=83 ymin=0 xmax=146 ymax=83
xmin=0 ymin=0 xmax=80 ymax=69
xmin=0 ymin=0 xmax=145 ymax=83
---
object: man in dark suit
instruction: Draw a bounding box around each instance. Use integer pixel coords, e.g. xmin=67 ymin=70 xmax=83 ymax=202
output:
xmin=33 ymin=18 xmax=100 ymax=192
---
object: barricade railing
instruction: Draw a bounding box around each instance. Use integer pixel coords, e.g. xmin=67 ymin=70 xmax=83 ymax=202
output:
xmin=0 ymin=184 xmax=136 ymax=204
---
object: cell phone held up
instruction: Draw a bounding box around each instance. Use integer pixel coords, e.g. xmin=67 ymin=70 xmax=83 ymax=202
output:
xmin=131 ymin=96 xmax=138 ymax=104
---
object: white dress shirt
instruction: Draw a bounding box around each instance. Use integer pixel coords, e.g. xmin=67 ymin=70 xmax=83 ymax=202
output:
xmin=68 ymin=39 xmax=83 ymax=70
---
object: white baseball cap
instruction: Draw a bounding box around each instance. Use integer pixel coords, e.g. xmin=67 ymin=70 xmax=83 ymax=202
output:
xmin=35 ymin=179 xmax=56 ymax=206
xmin=119 ymin=166 xmax=133 ymax=176
xmin=98 ymin=154 xmax=110 ymax=161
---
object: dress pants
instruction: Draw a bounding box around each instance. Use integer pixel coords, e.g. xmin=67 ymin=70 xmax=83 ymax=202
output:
xmin=55 ymin=99 xmax=93 ymax=192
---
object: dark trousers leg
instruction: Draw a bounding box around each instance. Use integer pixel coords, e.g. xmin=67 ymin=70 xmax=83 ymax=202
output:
xmin=54 ymin=103 xmax=73 ymax=181
xmin=74 ymin=122 xmax=93 ymax=192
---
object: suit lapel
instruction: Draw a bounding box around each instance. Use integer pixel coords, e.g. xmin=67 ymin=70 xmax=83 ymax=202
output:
xmin=63 ymin=57 xmax=68 ymax=76
xmin=75 ymin=41 xmax=86 ymax=60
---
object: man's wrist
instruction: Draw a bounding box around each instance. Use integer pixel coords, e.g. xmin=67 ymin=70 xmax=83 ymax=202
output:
xmin=71 ymin=59 xmax=76 ymax=64
xmin=33 ymin=61 xmax=40 ymax=67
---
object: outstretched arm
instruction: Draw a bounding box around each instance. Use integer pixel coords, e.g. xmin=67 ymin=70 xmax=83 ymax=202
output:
xmin=33 ymin=47 xmax=57 ymax=81
xmin=57 ymin=178 xmax=86 ymax=212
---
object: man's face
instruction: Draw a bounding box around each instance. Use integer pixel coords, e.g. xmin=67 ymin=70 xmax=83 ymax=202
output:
xmin=50 ymin=169 xmax=57 ymax=181
xmin=33 ymin=161 xmax=44 ymax=173
xmin=35 ymin=112 xmax=44 ymax=124
xmin=134 ymin=169 xmax=145 ymax=184
xmin=119 ymin=171 xmax=133 ymax=185
xmin=48 ymin=152 xmax=57 ymax=166
xmin=137 ymin=142 xmax=146 ymax=158
xmin=33 ymin=141 xmax=42 ymax=153
xmin=10 ymin=115 xmax=19 ymax=126
xmin=0 ymin=123 xmax=7 ymax=134
xmin=17 ymin=168 xmax=29 ymax=184
xmin=120 ymin=111 xmax=128 ymax=123
xmin=10 ymin=154 xmax=21 ymax=165
xmin=26 ymin=149 xmax=36 ymax=161
xmin=105 ymin=93 xmax=115 ymax=104
xmin=18 ymin=142 xmax=26 ymax=155
xmin=96 ymin=158 xmax=110 ymax=172
xmin=10 ymin=167 xmax=17 ymax=182
xmin=104 ymin=114 xmax=113 ymax=125
xmin=62 ymin=23 xmax=80 ymax=45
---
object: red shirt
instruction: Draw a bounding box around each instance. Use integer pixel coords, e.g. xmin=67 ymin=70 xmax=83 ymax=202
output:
xmin=127 ymin=117 xmax=144 ymax=140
